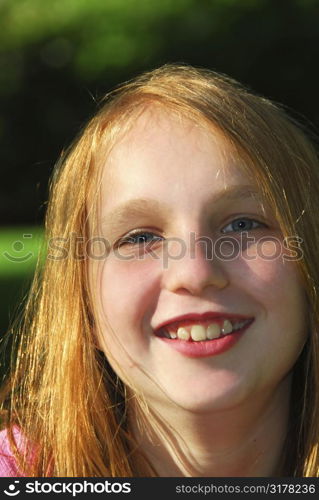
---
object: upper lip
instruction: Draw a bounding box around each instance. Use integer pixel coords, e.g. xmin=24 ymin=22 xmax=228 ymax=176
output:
xmin=154 ymin=312 xmax=254 ymax=332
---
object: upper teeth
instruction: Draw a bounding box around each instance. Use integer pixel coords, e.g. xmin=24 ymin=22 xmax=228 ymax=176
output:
xmin=163 ymin=319 xmax=250 ymax=341
xmin=221 ymin=319 xmax=232 ymax=335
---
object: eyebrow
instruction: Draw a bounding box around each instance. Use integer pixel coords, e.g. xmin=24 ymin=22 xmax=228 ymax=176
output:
xmin=102 ymin=185 xmax=261 ymax=233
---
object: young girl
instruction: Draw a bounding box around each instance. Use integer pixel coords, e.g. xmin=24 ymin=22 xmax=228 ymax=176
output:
xmin=1 ymin=63 xmax=319 ymax=477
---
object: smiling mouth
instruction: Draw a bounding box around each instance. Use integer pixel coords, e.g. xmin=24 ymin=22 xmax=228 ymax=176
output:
xmin=155 ymin=318 xmax=254 ymax=342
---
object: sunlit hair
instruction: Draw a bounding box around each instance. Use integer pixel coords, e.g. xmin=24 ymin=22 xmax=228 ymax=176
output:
xmin=1 ymin=64 xmax=319 ymax=476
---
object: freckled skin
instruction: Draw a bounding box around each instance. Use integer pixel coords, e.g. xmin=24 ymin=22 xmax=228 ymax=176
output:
xmin=96 ymin=110 xmax=308 ymax=414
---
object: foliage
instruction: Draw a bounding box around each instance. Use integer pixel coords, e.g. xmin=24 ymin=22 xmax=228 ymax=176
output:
xmin=0 ymin=0 xmax=319 ymax=332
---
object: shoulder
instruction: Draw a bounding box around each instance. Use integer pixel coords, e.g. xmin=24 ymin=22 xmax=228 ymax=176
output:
xmin=0 ymin=427 xmax=27 ymax=477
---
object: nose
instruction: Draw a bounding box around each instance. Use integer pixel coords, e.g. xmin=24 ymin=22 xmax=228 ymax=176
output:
xmin=161 ymin=234 xmax=229 ymax=296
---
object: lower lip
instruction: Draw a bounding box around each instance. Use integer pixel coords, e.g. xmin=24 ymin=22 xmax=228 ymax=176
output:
xmin=157 ymin=322 xmax=252 ymax=358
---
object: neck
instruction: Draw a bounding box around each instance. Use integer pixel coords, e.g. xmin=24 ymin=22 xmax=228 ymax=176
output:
xmin=128 ymin=375 xmax=292 ymax=477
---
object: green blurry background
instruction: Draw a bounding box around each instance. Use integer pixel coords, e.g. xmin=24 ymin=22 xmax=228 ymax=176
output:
xmin=1 ymin=0 xmax=319 ymax=342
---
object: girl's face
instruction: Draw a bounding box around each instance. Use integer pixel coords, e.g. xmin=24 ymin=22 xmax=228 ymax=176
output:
xmin=96 ymin=109 xmax=307 ymax=413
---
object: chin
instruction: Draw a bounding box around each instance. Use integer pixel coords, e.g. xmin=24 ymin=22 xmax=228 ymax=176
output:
xmin=161 ymin=382 xmax=248 ymax=414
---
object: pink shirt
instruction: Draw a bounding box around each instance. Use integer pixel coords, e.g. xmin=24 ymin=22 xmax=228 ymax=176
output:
xmin=0 ymin=427 xmax=27 ymax=477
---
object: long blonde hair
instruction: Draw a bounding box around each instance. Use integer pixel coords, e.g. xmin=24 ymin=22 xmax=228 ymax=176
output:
xmin=1 ymin=64 xmax=319 ymax=476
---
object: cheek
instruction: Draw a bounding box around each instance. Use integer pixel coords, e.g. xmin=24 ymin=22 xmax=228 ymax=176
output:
xmin=222 ymin=242 xmax=307 ymax=386
xmin=95 ymin=258 xmax=160 ymax=372
xmin=235 ymin=240 xmax=307 ymax=343
xmin=100 ymin=257 xmax=160 ymax=327
xmin=236 ymin=239 xmax=300 ymax=297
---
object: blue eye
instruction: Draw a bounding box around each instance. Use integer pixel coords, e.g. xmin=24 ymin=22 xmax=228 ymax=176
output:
xmin=118 ymin=231 xmax=162 ymax=246
xmin=222 ymin=218 xmax=266 ymax=233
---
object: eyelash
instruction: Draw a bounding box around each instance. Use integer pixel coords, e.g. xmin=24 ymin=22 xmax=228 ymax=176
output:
xmin=117 ymin=218 xmax=267 ymax=246
xmin=117 ymin=230 xmax=162 ymax=247
xmin=221 ymin=217 xmax=267 ymax=234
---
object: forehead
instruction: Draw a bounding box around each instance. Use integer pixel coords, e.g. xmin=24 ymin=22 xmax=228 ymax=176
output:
xmin=101 ymin=108 xmax=256 ymax=205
